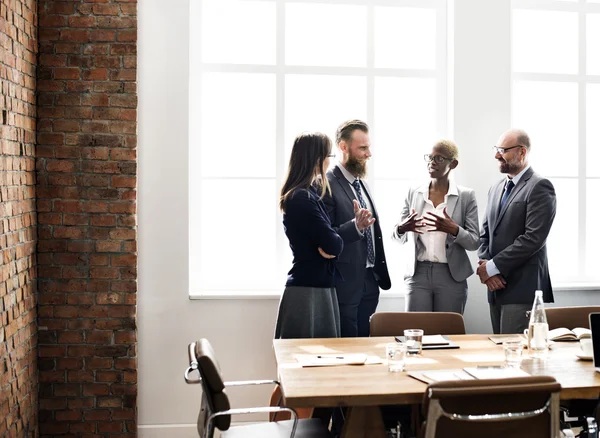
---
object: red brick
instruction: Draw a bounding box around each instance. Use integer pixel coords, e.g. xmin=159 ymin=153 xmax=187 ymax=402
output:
xmin=37 ymin=0 xmax=138 ymax=432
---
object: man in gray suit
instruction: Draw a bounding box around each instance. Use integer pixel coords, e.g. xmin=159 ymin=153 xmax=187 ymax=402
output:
xmin=323 ymin=120 xmax=391 ymax=338
xmin=477 ymin=128 xmax=557 ymax=334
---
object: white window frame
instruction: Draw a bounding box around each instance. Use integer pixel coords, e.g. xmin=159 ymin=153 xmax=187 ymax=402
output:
xmin=189 ymin=0 xmax=449 ymax=298
xmin=511 ymin=0 xmax=600 ymax=288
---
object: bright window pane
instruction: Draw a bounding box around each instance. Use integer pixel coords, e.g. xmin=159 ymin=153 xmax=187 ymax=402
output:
xmin=374 ymin=7 xmax=436 ymax=69
xmin=513 ymin=10 xmax=578 ymax=74
xmin=587 ymin=14 xmax=600 ymax=75
xmin=286 ymin=3 xmax=367 ymax=67
xmin=588 ymin=85 xmax=600 ymax=177
xmin=200 ymin=73 xmax=275 ymax=177
xmin=201 ymin=0 xmax=275 ymax=65
xmin=586 ymin=180 xmax=600 ymax=279
xmin=513 ymin=81 xmax=578 ymax=177
xmin=285 ymin=75 xmax=367 ymax=162
xmin=374 ymin=77 xmax=437 ymax=179
xmin=547 ymin=178 xmax=578 ymax=283
xmin=194 ymin=180 xmax=278 ymax=291
xmin=375 ymin=180 xmax=417 ymax=295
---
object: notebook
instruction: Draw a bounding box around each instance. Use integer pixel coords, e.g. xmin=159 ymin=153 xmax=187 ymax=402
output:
xmin=395 ymin=334 xmax=460 ymax=350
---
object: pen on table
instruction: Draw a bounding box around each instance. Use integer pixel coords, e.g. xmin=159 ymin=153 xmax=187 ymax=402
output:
xmin=476 ymin=365 xmax=505 ymax=369
xmin=317 ymin=355 xmax=344 ymax=359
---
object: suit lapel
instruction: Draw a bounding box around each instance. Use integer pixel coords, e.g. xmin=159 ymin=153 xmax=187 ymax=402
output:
xmin=445 ymin=193 xmax=458 ymax=219
xmin=361 ymin=179 xmax=379 ymax=219
xmin=493 ymin=168 xmax=533 ymax=231
xmin=333 ymin=165 xmax=357 ymax=205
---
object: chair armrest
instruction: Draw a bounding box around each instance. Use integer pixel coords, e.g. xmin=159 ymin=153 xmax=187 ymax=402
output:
xmin=208 ymin=407 xmax=298 ymax=438
xmin=224 ymin=379 xmax=281 ymax=388
xmin=184 ymin=342 xmax=201 ymax=384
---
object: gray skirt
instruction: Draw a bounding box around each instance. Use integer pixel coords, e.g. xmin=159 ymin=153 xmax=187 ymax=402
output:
xmin=274 ymin=286 xmax=341 ymax=339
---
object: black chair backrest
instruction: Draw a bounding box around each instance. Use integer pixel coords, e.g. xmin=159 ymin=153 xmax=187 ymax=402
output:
xmin=195 ymin=339 xmax=231 ymax=431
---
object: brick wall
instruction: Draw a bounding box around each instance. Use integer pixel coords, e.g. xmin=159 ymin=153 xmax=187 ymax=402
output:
xmin=36 ymin=0 xmax=137 ymax=435
xmin=0 ymin=0 xmax=39 ymax=436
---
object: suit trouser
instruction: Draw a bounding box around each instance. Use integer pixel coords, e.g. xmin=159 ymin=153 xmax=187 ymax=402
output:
xmin=489 ymin=302 xmax=531 ymax=334
xmin=404 ymin=262 xmax=468 ymax=314
xmin=338 ymin=268 xmax=379 ymax=338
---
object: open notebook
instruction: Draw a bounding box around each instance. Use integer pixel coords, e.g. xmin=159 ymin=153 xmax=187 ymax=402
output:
xmin=548 ymin=327 xmax=591 ymax=341
xmin=408 ymin=367 xmax=530 ymax=384
xmin=395 ymin=334 xmax=459 ymax=350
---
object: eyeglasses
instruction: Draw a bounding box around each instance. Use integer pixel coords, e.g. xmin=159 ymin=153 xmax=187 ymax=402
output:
xmin=424 ymin=154 xmax=453 ymax=164
xmin=327 ymin=153 xmax=336 ymax=158
xmin=493 ymin=145 xmax=523 ymax=155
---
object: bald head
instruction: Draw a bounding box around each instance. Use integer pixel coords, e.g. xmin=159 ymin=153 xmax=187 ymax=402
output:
xmin=499 ymin=128 xmax=531 ymax=151
xmin=495 ymin=128 xmax=530 ymax=176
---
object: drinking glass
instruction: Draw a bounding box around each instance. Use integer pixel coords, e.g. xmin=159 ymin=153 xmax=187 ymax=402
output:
xmin=404 ymin=329 xmax=424 ymax=355
xmin=503 ymin=339 xmax=524 ymax=367
xmin=386 ymin=343 xmax=407 ymax=372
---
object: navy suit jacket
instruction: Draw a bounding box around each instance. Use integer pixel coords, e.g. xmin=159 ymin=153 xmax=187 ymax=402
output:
xmin=323 ymin=166 xmax=391 ymax=304
xmin=283 ymin=186 xmax=343 ymax=288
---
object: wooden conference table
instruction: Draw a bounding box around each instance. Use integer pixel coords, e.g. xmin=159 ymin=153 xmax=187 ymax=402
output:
xmin=273 ymin=335 xmax=600 ymax=438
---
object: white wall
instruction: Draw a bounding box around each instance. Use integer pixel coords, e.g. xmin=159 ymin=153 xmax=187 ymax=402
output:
xmin=138 ymin=1 xmax=600 ymax=435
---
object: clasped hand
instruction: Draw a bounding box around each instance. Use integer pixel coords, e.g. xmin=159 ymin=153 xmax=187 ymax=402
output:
xmin=476 ymin=260 xmax=506 ymax=291
xmin=421 ymin=207 xmax=459 ymax=236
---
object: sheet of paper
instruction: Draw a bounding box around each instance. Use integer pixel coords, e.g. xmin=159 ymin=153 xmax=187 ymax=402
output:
xmin=463 ymin=366 xmax=530 ymax=380
xmin=295 ymin=353 xmax=367 ymax=367
xmin=422 ymin=370 xmax=474 ymax=381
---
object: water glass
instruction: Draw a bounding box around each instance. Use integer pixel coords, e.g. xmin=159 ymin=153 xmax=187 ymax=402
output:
xmin=386 ymin=343 xmax=407 ymax=372
xmin=503 ymin=339 xmax=524 ymax=367
xmin=404 ymin=329 xmax=424 ymax=355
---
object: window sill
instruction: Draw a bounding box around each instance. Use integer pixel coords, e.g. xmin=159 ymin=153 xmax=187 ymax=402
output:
xmin=188 ymin=284 xmax=600 ymax=300
xmin=188 ymin=290 xmax=408 ymax=300
xmin=553 ymin=283 xmax=600 ymax=292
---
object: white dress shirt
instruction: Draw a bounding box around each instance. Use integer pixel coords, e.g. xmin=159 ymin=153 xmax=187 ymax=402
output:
xmin=416 ymin=182 xmax=459 ymax=263
xmin=338 ymin=164 xmax=376 ymax=268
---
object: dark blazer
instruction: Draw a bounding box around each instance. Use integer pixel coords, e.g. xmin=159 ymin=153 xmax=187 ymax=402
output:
xmin=283 ymin=186 xmax=344 ymax=288
xmin=478 ymin=167 xmax=556 ymax=305
xmin=323 ymin=166 xmax=391 ymax=303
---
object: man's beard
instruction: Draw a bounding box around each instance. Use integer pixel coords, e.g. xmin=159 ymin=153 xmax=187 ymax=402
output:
xmin=345 ymin=155 xmax=367 ymax=179
xmin=499 ymin=159 xmax=519 ymax=174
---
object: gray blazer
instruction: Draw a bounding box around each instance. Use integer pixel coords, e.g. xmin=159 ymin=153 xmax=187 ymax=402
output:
xmin=478 ymin=167 xmax=556 ymax=305
xmin=392 ymin=181 xmax=480 ymax=282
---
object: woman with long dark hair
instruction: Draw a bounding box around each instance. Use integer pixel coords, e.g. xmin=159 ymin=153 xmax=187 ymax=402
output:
xmin=275 ymin=132 xmax=358 ymax=339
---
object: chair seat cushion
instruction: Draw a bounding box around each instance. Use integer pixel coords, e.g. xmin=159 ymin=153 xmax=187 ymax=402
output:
xmin=222 ymin=418 xmax=332 ymax=438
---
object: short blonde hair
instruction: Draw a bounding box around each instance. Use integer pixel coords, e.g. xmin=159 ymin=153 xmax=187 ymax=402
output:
xmin=433 ymin=139 xmax=459 ymax=160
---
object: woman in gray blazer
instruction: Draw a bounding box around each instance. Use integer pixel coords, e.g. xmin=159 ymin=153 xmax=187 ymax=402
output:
xmin=392 ymin=140 xmax=479 ymax=314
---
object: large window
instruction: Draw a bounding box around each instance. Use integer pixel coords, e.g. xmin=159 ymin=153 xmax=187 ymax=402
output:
xmin=512 ymin=0 xmax=600 ymax=286
xmin=190 ymin=0 xmax=448 ymax=296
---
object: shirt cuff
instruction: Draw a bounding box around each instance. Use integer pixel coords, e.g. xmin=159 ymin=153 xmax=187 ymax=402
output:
xmin=353 ymin=219 xmax=364 ymax=236
xmin=486 ymin=259 xmax=501 ymax=277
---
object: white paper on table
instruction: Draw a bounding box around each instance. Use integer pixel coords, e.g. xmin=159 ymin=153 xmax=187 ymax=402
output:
xmin=463 ymin=366 xmax=530 ymax=380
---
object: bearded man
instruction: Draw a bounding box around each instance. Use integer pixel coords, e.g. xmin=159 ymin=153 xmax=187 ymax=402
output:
xmin=477 ymin=128 xmax=556 ymax=334
xmin=323 ymin=120 xmax=391 ymax=338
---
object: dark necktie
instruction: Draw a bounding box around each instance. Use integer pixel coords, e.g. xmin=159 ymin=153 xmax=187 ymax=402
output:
xmin=352 ymin=179 xmax=375 ymax=265
xmin=499 ymin=179 xmax=515 ymax=211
